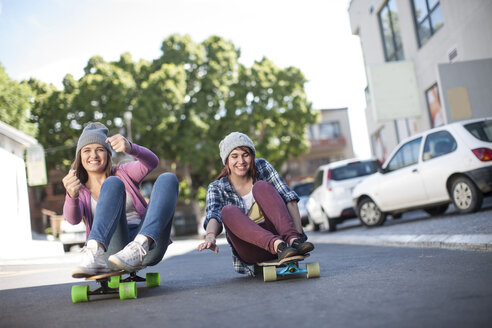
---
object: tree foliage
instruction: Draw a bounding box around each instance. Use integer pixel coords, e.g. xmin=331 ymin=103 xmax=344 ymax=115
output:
xmin=19 ymin=34 xmax=317 ymax=204
xmin=0 ymin=64 xmax=37 ymax=135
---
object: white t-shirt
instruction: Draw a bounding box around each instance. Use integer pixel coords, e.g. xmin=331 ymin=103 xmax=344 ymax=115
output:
xmin=91 ymin=192 xmax=141 ymax=225
xmin=241 ymin=190 xmax=255 ymax=213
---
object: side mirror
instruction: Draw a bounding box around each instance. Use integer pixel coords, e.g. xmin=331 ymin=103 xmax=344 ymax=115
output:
xmin=375 ymin=160 xmax=385 ymax=174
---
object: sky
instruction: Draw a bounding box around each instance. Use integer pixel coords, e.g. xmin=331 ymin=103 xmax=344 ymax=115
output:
xmin=0 ymin=0 xmax=371 ymax=157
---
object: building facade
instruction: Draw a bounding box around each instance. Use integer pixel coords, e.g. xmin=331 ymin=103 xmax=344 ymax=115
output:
xmin=283 ymin=107 xmax=355 ymax=183
xmin=348 ymin=0 xmax=492 ymax=162
xmin=0 ymin=121 xmax=41 ymax=252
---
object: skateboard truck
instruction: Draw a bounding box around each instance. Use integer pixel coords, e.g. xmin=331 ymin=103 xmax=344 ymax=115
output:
xmin=255 ymin=254 xmax=320 ymax=282
xmin=71 ymin=271 xmax=160 ymax=303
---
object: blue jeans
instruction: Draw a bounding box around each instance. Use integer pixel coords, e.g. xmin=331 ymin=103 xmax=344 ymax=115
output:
xmin=88 ymin=173 xmax=178 ymax=267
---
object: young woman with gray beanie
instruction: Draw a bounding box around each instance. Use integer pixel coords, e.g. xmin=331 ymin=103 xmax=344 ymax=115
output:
xmin=62 ymin=122 xmax=178 ymax=277
xmin=197 ymin=132 xmax=314 ymax=276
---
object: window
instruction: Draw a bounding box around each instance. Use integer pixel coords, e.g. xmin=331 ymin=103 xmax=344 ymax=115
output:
xmin=426 ymin=84 xmax=444 ymax=128
xmin=378 ymin=0 xmax=404 ymax=62
xmin=319 ymin=122 xmax=341 ymax=138
xmin=386 ymin=137 xmax=422 ymax=171
xmin=465 ymin=120 xmax=492 ymax=142
xmin=330 ymin=161 xmax=380 ymax=181
xmin=309 ymin=122 xmax=341 ymax=139
xmin=412 ymin=0 xmax=444 ymax=47
xmin=423 ymin=131 xmax=456 ymax=160
xmin=312 ymin=170 xmax=324 ymax=190
xmin=293 ymin=182 xmax=313 ymax=197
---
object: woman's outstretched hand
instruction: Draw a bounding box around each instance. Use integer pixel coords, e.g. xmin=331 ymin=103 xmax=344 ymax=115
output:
xmin=198 ymin=234 xmax=219 ymax=254
xmin=106 ymin=134 xmax=131 ymax=154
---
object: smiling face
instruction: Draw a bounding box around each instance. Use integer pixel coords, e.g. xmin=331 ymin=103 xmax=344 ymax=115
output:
xmin=227 ymin=147 xmax=253 ymax=178
xmin=80 ymin=143 xmax=109 ymax=174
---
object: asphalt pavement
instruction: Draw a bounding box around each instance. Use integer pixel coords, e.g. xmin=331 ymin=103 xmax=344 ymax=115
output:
xmin=1 ymin=199 xmax=492 ymax=328
xmin=1 ymin=197 xmax=492 ymax=268
xmin=2 ymin=241 xmax=492 ymax=328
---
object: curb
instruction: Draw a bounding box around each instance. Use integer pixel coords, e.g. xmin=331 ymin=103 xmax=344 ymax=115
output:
xmin=309 ymin=234 xmax=492 ymax=251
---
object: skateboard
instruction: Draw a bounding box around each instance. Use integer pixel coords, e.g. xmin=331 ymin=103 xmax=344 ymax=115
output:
xmin=255 ymin=254 xmax=320 ymax=282
xmin=71 ymin=270 xmax=160 ymax=303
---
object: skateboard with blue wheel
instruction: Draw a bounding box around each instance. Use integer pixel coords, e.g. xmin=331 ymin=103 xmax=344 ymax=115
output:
xmin=256 ymin=254 xmax=320 ymax=282
xmin=71 ymin=270 xmax=160 ymax=303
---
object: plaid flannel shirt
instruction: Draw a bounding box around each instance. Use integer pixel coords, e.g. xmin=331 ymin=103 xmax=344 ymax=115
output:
xmin=204 ymin=158 xmax=299 ymax=276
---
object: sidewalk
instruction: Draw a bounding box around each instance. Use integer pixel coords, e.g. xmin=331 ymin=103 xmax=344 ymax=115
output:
xmin=308 ymin=233 xmax=492 ymax=251
xmin=2 ymin=231 xmax=491 ymax=266
xmin=0 ymin=239 xmax=65 ymax=263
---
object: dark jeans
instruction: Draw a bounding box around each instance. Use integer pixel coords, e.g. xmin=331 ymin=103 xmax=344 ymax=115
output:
xmin=88 ymin=173 xmax=178 ymax=267
xmin=221 ymin=180 xmax=300 ymax=264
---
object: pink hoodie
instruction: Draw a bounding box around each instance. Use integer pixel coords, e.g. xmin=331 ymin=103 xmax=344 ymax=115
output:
xmin=63 ymin=143 xmax=159 ymax=238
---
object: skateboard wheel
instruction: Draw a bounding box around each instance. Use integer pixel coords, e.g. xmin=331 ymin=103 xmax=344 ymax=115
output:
xmin=253 ymin=265 xmax=262 ymax=276
xmin=108 ymin=275 xmax=121 ymax=288
xmin=306 ymin=262 xmax=320 ymax=279
xmin=71 ymin=285 xmax=90 ymax=303
xmin=146 ymin=272 xmax=160 ymax=287
xmin=119 ymin=282 xmax=137 ymax=300
xmin=263 ymin=266 xmax=277 ymax=282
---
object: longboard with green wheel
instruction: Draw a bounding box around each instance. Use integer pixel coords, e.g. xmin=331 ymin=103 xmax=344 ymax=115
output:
xmin=255 ymin=254 xmax=320 ymax=282
xmin=71 ymin=270 xmax=161 ymax=303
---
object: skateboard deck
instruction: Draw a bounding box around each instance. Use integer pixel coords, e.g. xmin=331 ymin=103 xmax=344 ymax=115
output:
xmin=85 ymin=270 xmax=126 ymax=281
xmin=71 ymin=270 xmax=160 ymax=303
xmin=255 ymin=254 xmax=320 ymax=282
xmin=256 ymin=254 xmax=310 ymax=267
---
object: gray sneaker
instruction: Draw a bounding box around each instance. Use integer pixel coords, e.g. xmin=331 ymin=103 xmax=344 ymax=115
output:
xmin=108 ymin=241 xmax=148 ymax=272
xmin=72 ymin=246 xmax=111 ymax=278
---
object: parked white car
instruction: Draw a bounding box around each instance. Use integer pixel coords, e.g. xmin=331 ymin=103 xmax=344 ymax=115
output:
xmin=306 ymin=158 xmax=380 ymax=231
xmin=291 ymin=181 xmax=313 ymax=227
xmin=59 ymin=220 xmax=86 ymax=252
xmin=353 ymin=117 xmax=492 ymax=227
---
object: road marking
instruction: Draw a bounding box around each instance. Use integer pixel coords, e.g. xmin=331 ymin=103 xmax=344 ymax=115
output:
xmin=0 ymin=268 xmax=61 ymax=278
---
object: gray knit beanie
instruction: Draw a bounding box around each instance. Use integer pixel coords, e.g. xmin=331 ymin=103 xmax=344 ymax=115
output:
xmin=219 ymin=132 xmax=256 ymax=164
xmin=76 ymin=122 xmax=111 ymax=155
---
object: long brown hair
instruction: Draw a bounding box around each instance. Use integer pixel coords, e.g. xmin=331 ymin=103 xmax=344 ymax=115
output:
xmin=216 ymin=146 xmax=257 ymax=181
xmin=71 ymin=148 xmax=113 ymax=184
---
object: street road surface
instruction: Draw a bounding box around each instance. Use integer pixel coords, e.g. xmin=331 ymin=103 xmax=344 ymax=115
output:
xmin=1 ymin=241 xmax=491 ymax=327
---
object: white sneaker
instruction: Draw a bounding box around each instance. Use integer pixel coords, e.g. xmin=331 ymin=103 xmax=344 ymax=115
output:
xmin=108 ymin=236 xmax=149 ymax=272
xmin=72 ymin=241 xmax=111 ymax=278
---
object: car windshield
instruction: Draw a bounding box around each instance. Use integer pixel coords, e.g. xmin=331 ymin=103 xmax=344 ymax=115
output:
xmin=293 ymin=183 xmax=313 ymax=196
xmin=331 ymin=161 xmax=378 ymax=181
xmin=464 ymin=120 xmax=492 ymax=142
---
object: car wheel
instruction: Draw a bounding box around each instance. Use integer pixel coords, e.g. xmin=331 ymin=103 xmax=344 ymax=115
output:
xmin=424 ymin=204 xmax=449 ymax=216
xmin=308 ymin=214 xmax=321 ymax=231
xmin=357 ymin=198 xmax=386 ymax=227
xmin=451 ymin=176 xmax=483 ymax=213
xmin=322 ymin=212 xmax=337 ymax=232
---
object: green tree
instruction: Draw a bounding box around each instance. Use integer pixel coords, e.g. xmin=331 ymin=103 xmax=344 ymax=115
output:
xmin=131 ymin=34 xmax=316 ymax=215
xmin=27 ymin=34 xmax=317 ymax=213
xmin=30 ymin=55 xmax=139 ymax=169
xmin=28 ymin=76 xmax=77 ymax=169
xmin=225 ymin=57 xmax=316 ymax=172
xmin=0 ymin=63 xmax=37 ymax=135
xmin=71 ymin=55 xmax=137 ymax=130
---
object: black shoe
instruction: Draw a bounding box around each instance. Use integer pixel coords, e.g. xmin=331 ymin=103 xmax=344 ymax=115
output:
xmin=291 ymin=240 xmax=314 ymax=255
xmin=276 ymin=242 xmax=298 ymax=261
